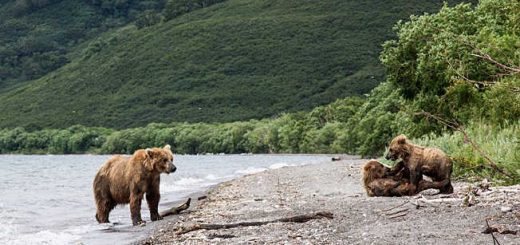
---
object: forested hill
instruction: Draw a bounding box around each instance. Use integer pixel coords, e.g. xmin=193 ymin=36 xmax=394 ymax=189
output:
xmin=0 ymin=0 xmax=466 ymax=129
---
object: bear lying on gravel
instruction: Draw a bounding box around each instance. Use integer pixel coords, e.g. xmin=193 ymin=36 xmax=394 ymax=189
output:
xmin=385 ymin=134 xmax=454 ymax=194
xmin=362 ymin=160 xmax=448 ymax=197
xmin=93 ymin=145 xmax=176 ymax=226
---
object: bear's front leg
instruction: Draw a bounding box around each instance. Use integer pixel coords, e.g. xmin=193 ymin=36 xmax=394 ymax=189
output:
xmin=130 ymin=192 xmax=145 ymax=226
xmin=146 ymin=189 xmax=162 ymax=221
xmin=385 ymin=160 xmax=405 ymax=178
xmin=410 ymin=166 xmax=423 ymax=187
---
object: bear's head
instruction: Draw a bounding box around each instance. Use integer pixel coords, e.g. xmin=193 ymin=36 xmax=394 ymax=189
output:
xmin=362 ymin=160 xmax=389 ymax=189
xmin=385 ymin=134 xmax=411 ymax=161
xmin=144 ymin=145 xmax=176 ymax=174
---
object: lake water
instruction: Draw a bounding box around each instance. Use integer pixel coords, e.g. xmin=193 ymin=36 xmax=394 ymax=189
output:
xmin=0 ymin=154 xmax=332 ymax=244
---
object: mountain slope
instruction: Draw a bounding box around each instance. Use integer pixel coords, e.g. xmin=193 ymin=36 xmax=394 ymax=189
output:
xmin=0 ymin=0 xmax=466 ymax=129
xmin=0 ymin=0 xmax=154 ymax=91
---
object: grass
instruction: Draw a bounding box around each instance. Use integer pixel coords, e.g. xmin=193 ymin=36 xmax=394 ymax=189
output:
xmin=414 ymin=122 xmax=520 ymax=185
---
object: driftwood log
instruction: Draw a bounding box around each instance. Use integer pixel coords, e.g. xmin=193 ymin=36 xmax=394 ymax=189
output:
xmin=175 ymin=211 xmax=334 ymax=235
xmin=160 ymin=198 xmax=191 ymax=217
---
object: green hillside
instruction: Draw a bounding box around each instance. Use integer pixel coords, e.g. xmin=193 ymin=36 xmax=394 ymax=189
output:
xmin=0 ymin=0 xmax=167 ymax=91
xmin=0 ymin=0 xmax=465 ymax=129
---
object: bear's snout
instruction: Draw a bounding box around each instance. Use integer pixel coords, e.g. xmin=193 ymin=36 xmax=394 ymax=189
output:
xmin=168 ymin=163 xmax=177 ymax=173
xmin=385 ymin=153 xmax=397 ymax=161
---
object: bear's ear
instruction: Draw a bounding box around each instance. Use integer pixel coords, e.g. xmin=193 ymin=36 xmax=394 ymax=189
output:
xmin=163 ymin=144 xmax=171 ymax=151
xmin=397 ymin=134 xmax=407 ymax=144
xmin=144 ymin=148 xmax=155 ymax=171
xmin=145 ymin=148 xmax=157 ymax=158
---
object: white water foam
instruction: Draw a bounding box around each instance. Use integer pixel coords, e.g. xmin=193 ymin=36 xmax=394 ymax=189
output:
xmin=269 ymin=162 xmax=297 ymax=169
xmin=0 ymin=204 xmax=18 ymax=244
xmin=6 ymin=230 xmax=80 ymax=245
xmin=234 ymin=167 xmax=267 ymax=175
xmin=161 ymin=174 xmax=223 ymax=193
xmin=0 ymin=205 xmax=90 ymax=245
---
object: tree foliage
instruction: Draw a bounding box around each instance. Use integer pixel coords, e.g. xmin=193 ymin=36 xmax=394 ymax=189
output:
xmin=381 ymin=0 xmax=520 ymax=126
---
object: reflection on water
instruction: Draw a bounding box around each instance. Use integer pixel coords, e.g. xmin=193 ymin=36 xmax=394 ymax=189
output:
xmin=0 ymin=154 xmax=331 ymax=244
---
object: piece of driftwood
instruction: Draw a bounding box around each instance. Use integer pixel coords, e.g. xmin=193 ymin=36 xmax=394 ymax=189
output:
xmin=485 ymin=219 xmax=502 ymax=245
xmin=207 ymin=233 xmax=236 ymax=239
xmin=384 ymin=208 xmax=409 ymax=216
xmin=418 ymin=197 xmax=461 ymax=204
xmin=175 ymin=211 xmax=334 ymax=235
xmin=160 ymin=198 xmax=191 ymax=217
xmin=388 ymin=212 xmax=408 ymax=219
xmin=409 ymin=199 xmax=429 ymax=209
xmin=381 ymin=202 xmax=408 ymax=212
xmin=483 ymin=226 xmax=518 ymax=235
xmin=482 ymin=221 xmax=518 ymax=235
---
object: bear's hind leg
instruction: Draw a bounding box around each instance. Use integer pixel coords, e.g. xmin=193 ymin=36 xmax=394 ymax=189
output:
xmin=95 ymin=198 xmax=115 ymax=223
xmin=130 ymin=192 xmax=145 ymax=226
xmin=439 ymin=181 xmax=454 ymax=194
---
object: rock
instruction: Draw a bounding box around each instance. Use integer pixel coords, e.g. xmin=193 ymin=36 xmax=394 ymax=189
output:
xmin=478 ymin=178 xmax=491 ymax=191
xmin=501 ymin=206 xmax=512 ymax=213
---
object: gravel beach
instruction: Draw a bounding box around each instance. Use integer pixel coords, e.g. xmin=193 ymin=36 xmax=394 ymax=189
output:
xmin=140 ymin=158 xmax=520 ymax=244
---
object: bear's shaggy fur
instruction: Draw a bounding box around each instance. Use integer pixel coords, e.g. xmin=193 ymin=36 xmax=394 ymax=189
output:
xmin=362 ymin=160 xmax=449 ymax=197
xmin=93 ymin=145 xmax=176 ymax=226
xmin=385 ymin=134 xmax=454 ymax=194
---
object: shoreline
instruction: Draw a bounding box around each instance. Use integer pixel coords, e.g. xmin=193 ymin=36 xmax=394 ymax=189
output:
xmin=139 ymin=158 xmax=520 ymax=244
xmin=130 ymin=155 xmax=349 ymax=244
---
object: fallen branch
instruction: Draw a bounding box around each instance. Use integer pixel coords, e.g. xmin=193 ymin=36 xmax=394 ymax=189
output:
xmin=409 ymin=199 xmax=427 ymax=209
xmin=388 ymin=212 xmax=408 ymax=219
xmin=175 ymin=211 xmax=333 ymax=235
xmin=485 ymin=219 xmax=502 ymax=245
xmin=482 ymin=222 xmax=518 ymax=235
xmin=419 ymin=197 xmax=461 ymax=204
xmin=381 ymin=201 xmax=408 ymax=212
xmin=384 ymin=208 xmax=408 ymax=216
xmin=415 ymin=111 xmax=516 ymax=180
xmin=160 ymin=198 xmax=191 ymax=217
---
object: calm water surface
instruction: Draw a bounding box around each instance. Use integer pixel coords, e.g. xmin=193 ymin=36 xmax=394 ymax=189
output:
xmin=0 ymin=154 xmax=331 ymax=244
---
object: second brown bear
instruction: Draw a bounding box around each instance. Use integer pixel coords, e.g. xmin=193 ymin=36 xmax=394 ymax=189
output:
xmin=385 ymin=135 xmax=453 ymax=194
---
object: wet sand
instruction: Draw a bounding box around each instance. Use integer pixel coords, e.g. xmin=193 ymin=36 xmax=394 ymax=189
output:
xmin=139 ymin=158 xmax=520 ymax=244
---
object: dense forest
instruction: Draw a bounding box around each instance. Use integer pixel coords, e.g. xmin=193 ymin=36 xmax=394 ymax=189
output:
xmin=0 ymin=0 xmax=463 ymax=128
xmin=0 ymin=0 xmax=518 ymax=184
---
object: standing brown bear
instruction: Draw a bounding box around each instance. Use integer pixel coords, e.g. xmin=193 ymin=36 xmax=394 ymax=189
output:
xmin=385 ymin=135 xmax=454 ymax=194
xmin=93 ymin=145 xmax=176 ymax=226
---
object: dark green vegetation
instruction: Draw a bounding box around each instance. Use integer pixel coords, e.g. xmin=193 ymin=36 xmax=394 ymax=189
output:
xmin=0 ymin=0 xmax=461 ymax=129
xmin=0 ymin=0 xmax=168 ymax=91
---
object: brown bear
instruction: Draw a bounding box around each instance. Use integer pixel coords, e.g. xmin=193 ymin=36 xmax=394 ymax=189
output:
xmin=362 ymin=160 xmax=448 ymax=197
xmin=93 ymin=145 xmax=176 ymax=226
xmin=385 ymin=134 xmax=454 ymax=194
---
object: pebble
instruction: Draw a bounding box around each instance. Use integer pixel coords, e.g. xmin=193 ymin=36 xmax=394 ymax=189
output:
xmin=501 ymin=206 xmax=512 ymax=213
